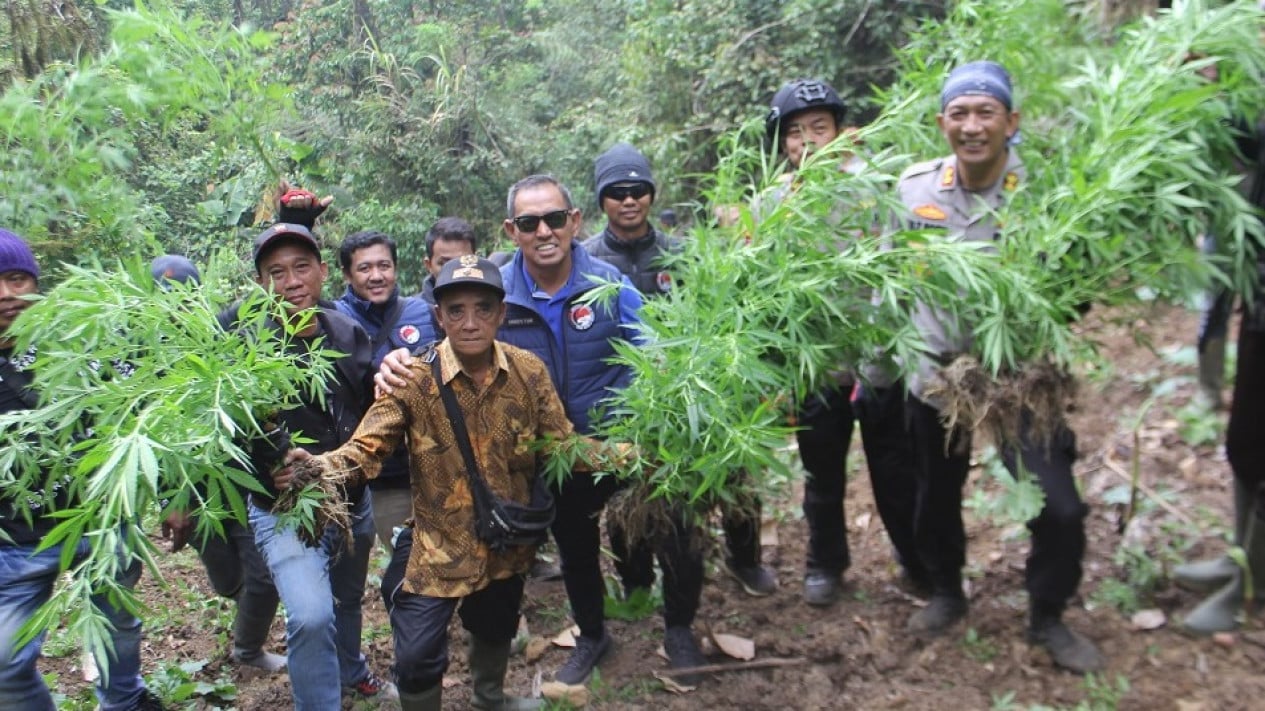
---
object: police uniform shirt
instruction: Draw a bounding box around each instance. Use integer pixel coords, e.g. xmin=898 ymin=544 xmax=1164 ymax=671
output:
xmin=896 ymin=149 xmax=1024 ymax=400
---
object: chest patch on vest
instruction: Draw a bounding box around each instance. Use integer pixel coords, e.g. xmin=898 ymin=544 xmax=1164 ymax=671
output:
xmin=569 ymin=304 xmax=596 ymax=331
xmin=656 ymin=271 xmax=673 ymax=293
xmin=398 ymin=324 xmax=421 ymax=345
xmin=912 ymin=204 xmax=947 ymax=221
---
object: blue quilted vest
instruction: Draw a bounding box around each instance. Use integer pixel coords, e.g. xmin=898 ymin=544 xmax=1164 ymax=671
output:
xmin=499 ymin=245 xmax=634 ymax=434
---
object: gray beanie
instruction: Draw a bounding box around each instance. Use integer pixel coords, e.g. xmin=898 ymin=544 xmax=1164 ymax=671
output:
xmin=593 ymin=142 xmax=655 ymax=204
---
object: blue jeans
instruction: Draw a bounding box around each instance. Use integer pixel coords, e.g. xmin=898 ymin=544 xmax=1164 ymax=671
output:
xmin=250 ymin=492 xmax=375 ymax=710
xmin=0 ymin=539 xmax=145 ymax=711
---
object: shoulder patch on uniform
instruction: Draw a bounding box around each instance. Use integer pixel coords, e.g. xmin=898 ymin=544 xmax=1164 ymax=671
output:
xmin=1003 ymin=172 xmax=1020 ymax=191
xmin=912 ymin=204 xmax=947 ymax=221
xmin=898 ymin=158 xmax=943 ymax=181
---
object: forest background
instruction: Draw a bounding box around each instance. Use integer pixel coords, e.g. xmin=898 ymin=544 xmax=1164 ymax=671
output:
xmin=9 ymin=1 xmax=1265 ymax=709
xmin=0 ymin=0 xmax=1041 ymax=293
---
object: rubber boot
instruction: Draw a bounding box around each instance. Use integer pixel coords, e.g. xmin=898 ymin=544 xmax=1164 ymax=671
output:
xmin=469 ymin=635 xmax=542 ymax=711
xmin=1182 ymin=505 xmax=1265 ymax=635
xmin=398 ymin=685 xmax=441 ymax=711
xmin=1197 ymin=336 xmax=1227 ymax=410
xmin=1027 ymin=602 xmax=1105 ymax=674
xmin=229 ymin=589 xmax=286 ymax=672
xmin=1175 ymin=479 xmax=1250 ymax=593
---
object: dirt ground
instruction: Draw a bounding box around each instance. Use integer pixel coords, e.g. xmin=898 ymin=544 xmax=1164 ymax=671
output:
xmin=43 ymin=303 xmax=1265 ymax=710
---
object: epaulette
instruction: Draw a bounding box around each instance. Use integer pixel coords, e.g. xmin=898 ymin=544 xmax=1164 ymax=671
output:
xmin=898 ymin=157 xmax=944 ymax=183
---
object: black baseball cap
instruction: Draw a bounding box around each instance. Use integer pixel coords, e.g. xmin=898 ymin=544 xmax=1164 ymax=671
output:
xmin=432 ymin=255 xmax=505 ymax=301
xmin=252 ymin=223 xmax=321 ymax=268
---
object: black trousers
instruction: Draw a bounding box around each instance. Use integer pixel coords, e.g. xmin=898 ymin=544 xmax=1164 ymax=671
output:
xmin=856 ymin=384 xmax=925 ymax=580
xmin=380 ymin=534 xmax=525 ymax=694
xmin=1229 ymin=320 xmax=1265 ymax=504
xmin=720 ymin=486 xmax=761 ymax=569
xmin=906 ymin=396 xmax=1087 ymax=611
xmin=555 ymin=473 xmax=702 ymax=639
xmin=797 ymin=386 xmax=856 ymax=574
xmin=797 ymin=384 xmax=925 ymax=577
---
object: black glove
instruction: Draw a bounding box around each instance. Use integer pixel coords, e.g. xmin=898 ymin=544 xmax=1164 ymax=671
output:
xmin=278 ymin=188 xmax=330 ymax=228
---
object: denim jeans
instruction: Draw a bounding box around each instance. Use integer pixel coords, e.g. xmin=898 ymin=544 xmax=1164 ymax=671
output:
xmin=0 ymin=539 xmax=145 ymax=711
xmin=250 ymin=492 xmax=375 ymax=711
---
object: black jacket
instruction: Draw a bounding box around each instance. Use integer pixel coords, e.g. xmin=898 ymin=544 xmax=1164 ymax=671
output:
xmin=580 ymin=225 xmax=680 ymax=299
xmin=217 ymin=302 xmax=374 ymax=505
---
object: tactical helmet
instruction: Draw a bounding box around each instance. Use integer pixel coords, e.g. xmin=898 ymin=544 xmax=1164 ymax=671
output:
xmin=765 ymin=79 xmax=847 ymax=149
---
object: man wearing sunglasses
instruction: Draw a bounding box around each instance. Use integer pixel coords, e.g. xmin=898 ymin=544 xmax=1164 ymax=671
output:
xmin=376 ymin=176 xmax=645 ymax=687
xmin=496 ymin=174 xmax=673 ymax=687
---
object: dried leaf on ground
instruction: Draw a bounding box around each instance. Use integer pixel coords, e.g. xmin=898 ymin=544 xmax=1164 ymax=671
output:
xmin=711 ymin=632 xmax=756 ymax=661
xmin=760 ymin=518 xmax=779 ymax=546
xmin=540 ymin=680 xmax=590 ymax=705
xmin=654 ymin=670 xmax=698 ymax=694
xmin=551 ymin=625 xmax=580 ymax=648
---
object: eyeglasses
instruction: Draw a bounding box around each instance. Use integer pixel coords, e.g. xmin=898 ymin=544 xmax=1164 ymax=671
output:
xmin=511 ymin=209 xmax=572 ymax=233
xmin=603 ymin=184 xmax=651 ymax=202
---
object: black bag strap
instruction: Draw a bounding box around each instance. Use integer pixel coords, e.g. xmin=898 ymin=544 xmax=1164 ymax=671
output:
xmin=371 ymin=297 xmax=407 ymax=353
xmin=429 ymin=354 xmax=495 ymax=505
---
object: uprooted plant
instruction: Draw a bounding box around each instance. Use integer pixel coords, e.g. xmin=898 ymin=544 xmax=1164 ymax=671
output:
xmin=589 ymin=0 xmax=1265 ymax=536
xmin=0 ymin=257 xmax=340 ymax=670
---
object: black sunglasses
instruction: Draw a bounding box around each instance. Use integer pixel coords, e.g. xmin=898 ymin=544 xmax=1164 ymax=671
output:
xmin=512 ymin=209 xmax=572 ymax=233
xmin=603 ymin=183 xmax=652 ymax=202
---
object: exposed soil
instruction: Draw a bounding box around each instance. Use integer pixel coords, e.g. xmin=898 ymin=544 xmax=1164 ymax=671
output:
xmin=44 ymin=303 xmax=1265 ymax=710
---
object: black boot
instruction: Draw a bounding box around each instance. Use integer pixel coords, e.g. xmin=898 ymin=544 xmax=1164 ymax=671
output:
xmin=663 ymin=625 xmax=708 ymax=687
xmin=907 ymin=592 xmax=967 ymax=636
xmin=906 ymin=572 xmax=966 ymax=636
xmin=1027 ymin=602 xmax=1104 ymax=674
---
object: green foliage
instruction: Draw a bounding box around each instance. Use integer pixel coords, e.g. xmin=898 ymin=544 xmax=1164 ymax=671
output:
xmin=1174 ymin=400 xmax=1223 ymax=447
xmin=868 ymin=0 xmax=1265 ymax=368
xmin=990 ymin=673 xmax=1129 ymax=711
xmin=0 ymin=3 xmax=283 ymax=269
xmin=0 ymin=258 xmax=339 ymax=658
xmin=963 ymin=447 xmax=1047 ymax=530
xmin=603 ymin=580 xmax=661 ymax=622
xmin=960 ymin=626 xmax=999 ymax=663
xmin=145 ymin=659 xmax=237 ymax=706
xmin=595 ymin=119 xmax=1074 ymax=505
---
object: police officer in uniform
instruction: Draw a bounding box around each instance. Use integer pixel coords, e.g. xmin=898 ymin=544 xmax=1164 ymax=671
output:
xmin=894 ymin=61 xmax=1103 ymax=673
xmin=763 ymin=78 xmax=927 ymax=606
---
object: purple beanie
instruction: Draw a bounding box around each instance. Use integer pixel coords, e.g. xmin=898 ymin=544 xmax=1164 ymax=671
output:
xmin=0 ymin=229 xmax=39 ymax=280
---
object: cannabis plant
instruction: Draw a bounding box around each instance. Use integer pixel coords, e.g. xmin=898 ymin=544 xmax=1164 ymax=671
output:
xmin=0 ymin=258 xmax=337 ymax=669
xmin=593 ymin=0 xmax=1265 ymax=526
